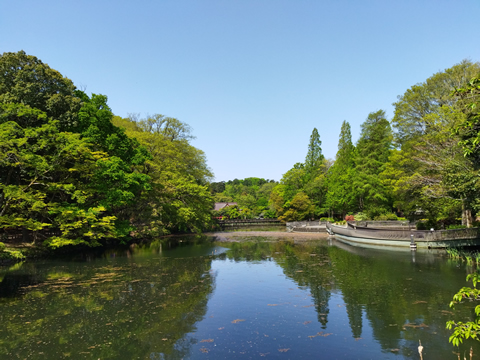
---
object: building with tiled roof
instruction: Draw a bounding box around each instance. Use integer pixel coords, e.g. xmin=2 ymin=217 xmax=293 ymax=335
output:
xmin=214 ymin=202 xmax=238 ymax=211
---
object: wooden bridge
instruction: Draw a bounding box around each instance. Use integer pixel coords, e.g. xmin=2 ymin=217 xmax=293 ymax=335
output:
xmin=216 ymin=218 xmax=283 ymax=230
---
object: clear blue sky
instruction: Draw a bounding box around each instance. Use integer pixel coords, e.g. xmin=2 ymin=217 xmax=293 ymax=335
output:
xmin=2 ymin=0 xmax=479 ymax=182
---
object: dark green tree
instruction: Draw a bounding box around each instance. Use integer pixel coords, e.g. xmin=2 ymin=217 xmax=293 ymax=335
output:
xmin=0 ymin=50 xmax=82 ymax=131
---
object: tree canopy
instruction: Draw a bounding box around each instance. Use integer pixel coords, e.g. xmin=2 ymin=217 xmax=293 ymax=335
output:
xmin=0 ymin=51 xmax=214 ymax=248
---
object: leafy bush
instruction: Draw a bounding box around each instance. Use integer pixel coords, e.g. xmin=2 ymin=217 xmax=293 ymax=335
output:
xmin=320 ymin=217 xmax=334 ymax=222
xmin=262 ymin=209 xmax=277 ymax=219
xmin=0 ymin=242 xmax=5 ymax=252
xmin=0 ymin=249 xmax=26 ymax=260
xmin=354 ymin=212 xmax=368 ymax=221
xmin=374 ymin=213 xmax=399 ymax=221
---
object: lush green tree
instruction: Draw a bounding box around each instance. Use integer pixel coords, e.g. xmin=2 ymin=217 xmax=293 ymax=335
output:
xmin=0 ymin=51 xmax=82 ymax=131
xmin=0 ymin=51 xmax=151 ymax=247
xmin=269 ymin=127 xmax=330 ymax=219
xmin=392 ymin=60 xmax=480 ymax=145
xmin=113 ymin=115 xmax=214 ymax=235
xmin=211 ymin=178 xmax=277 ymax=216
xmin=278 ymin=192 xmax=315 ymax=222
xmin=324 ymin=121 xmax=356 ymax=218
xmin=0 ymin=104 xmax=118 ymax=247
xmin=355 ymin=110 xmax=393 ymax=217
xmin=388 ymin=62 xmax=480 ymax=224
xmin=304 ymin=128 xmax=324 ymax=181
xmin=454 ymin=75 xmax=480 ymax=164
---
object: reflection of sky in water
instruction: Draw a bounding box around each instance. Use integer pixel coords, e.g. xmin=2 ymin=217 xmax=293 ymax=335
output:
xmin=186 ymin=259 xmax=387 ymax=359
xmin=1 ymin=239 xmax=477 ymax=359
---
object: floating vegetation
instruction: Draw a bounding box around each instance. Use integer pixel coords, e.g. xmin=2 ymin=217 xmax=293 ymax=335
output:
xmin=308 ymin=331 xmax=332 ymax=338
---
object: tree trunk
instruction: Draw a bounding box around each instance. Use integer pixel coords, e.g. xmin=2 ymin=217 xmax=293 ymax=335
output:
xmin=462 ymin=200 xmax=473 ymax=228
xmin=22 ymin=227 xmax=30 ymax=242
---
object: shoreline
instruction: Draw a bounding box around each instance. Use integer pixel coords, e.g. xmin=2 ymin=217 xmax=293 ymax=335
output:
xmin=205 ymin=230 xmax=330 ymax=242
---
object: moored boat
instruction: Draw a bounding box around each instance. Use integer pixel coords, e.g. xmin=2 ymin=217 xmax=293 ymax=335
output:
xmin=326 ymin=222 xmax=480 ymax=249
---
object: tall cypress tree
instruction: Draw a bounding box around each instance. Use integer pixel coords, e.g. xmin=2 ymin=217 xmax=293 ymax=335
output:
xmin=355 ymin=110 xmax=393 ymax=216
xmin=304 ymin=128 xmax=324 ymax=180
xmin=324 ymin=121 xmax=356 ymax=217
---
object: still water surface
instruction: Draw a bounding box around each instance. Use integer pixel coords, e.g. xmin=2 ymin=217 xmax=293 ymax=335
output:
xmin=0 ymin=235 xmax=478 ymax=359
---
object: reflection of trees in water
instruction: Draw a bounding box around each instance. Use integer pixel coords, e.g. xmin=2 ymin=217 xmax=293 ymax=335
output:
xmin=0 ymin=252 xmax=216 ymax=359
xmin=327 ymin=246 xmax=479 ymax=356
xmin=345 ymin=302 xmax=363 ymax=339
xmin=223 ymin=241 xmax=333 ymax=329
xmin=222 ymin=239 xmax=480 ymax=357
xmin=275 ymin=242 xmax=333 ymax=329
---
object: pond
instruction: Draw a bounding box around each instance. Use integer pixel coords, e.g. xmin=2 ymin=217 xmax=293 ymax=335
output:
xmin=0 ymin=234 xmax=478 ymax=359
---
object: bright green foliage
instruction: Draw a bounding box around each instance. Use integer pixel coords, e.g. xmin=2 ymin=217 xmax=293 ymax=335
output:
xmin=210 ymin=178 xmax=277 ymax=216
xmin=270 ymin=184 xmax=287 ymax=219
xmin=45 ymin=206 xmax=117 ymax=248
xmin=303 ymin=161 xmax=329 ymax=217
xmin=0 ymin=51 xmax=150 ymax=248
xmin=113 ymin=115 xmax=214 ymax=235
xmin=76 ymin=93 xmax=149 ymax=165
xmin=270 ymin=128 xmax=329 ymax=220
xmin=324 ymin=121 xmax=356 ymax=217
xmin=278 ymin=192 xmax=315 ymax=222
xmin=280 ymin=164 xmax=307 ymax=201
xmin=388 ymin=61 xmax=480 ymax=224
xmin=304 ymin=128 xmax=324 ymax=181
xmin=0 ymin=104 xmax=120 ymax=246
xmin=392 ymin=60 xmax=480 ymax=145
xmin=354 ymin=110 xmax=393 ymax=217
xmin=454 ymin=75 xmax=480 ymax=165
xmin=447 ymin=273 xmax=480 ymax=347
xmin=213 ymin=204 xmax=251 ymax=220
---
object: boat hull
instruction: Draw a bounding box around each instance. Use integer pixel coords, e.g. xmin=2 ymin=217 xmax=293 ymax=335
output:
xmin=327 ymin=222 xmax=480 ymax=249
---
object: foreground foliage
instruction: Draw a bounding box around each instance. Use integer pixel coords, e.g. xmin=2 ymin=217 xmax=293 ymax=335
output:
xmin=447 ymin=273 xmax=480 ymax=346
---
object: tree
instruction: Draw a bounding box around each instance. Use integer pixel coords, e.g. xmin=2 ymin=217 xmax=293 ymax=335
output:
xmin=454 ymin=75 xmax=480 ymax=164
xmin=355 ymin=110 xmax=393 ymax=217
xmin=392 ymin=60 xmax=480 ymax=145
xmin=278 ymin=192 xmax=315 ymax=222
xmin=0 ymin=51 xmax=82 ymax=131
xmin=388 ymin=61 xmax=480 ymax=225
xmin=0 ymin=51 xmax=151 ymax=247
xmin=304 ymin=128 xmax=324 ymax=181
xmin=324 ymin=121 xmax=356 ymax=218
xmin=0 ymin=104 xmax=118 ymax=247
xmin=112 ymin=115 xmax=214 ymax=235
